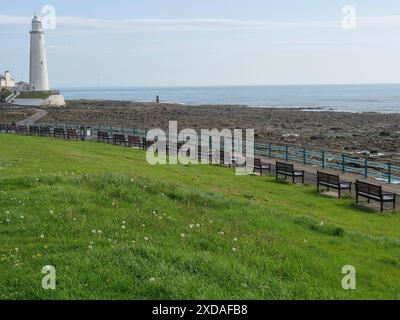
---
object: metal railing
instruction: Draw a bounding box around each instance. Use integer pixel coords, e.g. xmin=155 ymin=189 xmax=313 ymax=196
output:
xmin=254 ymin=143 xmax=398 ymax=184
xmin=4 ymin=121 xmax=400 ymax=184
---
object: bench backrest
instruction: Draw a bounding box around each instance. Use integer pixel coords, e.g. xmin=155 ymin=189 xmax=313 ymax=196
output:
xmin=254 ymin=158 xmax=262 ymax=167
xmin=317 ymin=171 xmax=339 ymax=185
xmin=245 ymin=158 xmax=262 ymax=167
xmin=128 ymin=135 xmax=141 ymax=143
xmin=17 ymin=125 xmax=27 ymax=132
xmin=40 ymin=127 xmax=50 ymax=133
xmin=98 ymin=131 xmax=109 ymax=138
xmin=114 ymin=134 xmax=125 ymax=140
xmin=54 ymin=128 xmax=65 ymax=134
xmin=276 ymin=161 xmax=294 ymax=173
xmin=356 ymin=180 xmax=382 ymax=197
xmin=67 ymin=128 xmax=78 ymax=135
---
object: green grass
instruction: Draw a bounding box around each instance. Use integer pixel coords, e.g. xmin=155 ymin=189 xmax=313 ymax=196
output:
xmin=0 ymin=134 xmax=399 ymax=300
xmin=0 ymin=89 xmax=11 ymax=101
xmin=16 ymin=92 xmax=52 ymax=99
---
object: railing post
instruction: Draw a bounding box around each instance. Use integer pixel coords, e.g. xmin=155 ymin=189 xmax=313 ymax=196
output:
xmin=364 ymin=158 xmax=368 ymax=178
xmin=322 ymin=151 xmax=325 ymax=169
xmin=303 ymin=148 xmax=306 ymax=165
xmin=285 ymin=146 xmax=289 ymax=161
xmin=388 ymin=162 xmax=392 ymax=184
xmin=342 ymin=154 xmax=346 ymax=173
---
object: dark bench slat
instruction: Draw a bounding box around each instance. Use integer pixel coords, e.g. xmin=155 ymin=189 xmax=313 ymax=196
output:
xmin=97 ymin=131 xmax=112 ymax=143
xmin=245 ymin=158 xmax=271 ymax=175
xmin=128 ymin=136 xmax=143 ymax=149
xmin=275 ymin=161 xmax=304 ymax=184
xmin=113 ymin=134 xmax=128 ymax=146
xmin=356 ymin=180 xmax=396 ymax=212
xmin=317 ymin=171 xmax=352 ymax=198
xmin=67 ymin=129 xmax=80 ymax=140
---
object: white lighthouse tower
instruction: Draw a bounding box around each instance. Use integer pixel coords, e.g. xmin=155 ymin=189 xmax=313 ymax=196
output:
xmin=29 ymin=14 xmax=49 ymax=91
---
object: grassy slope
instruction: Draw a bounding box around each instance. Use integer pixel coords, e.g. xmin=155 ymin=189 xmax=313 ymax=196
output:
xmin=0 ymin=134 xmax=399 ymax=300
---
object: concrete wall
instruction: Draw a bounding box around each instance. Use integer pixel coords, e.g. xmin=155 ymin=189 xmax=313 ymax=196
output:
xmin=42 ymin=95 xmax=66 ymax=107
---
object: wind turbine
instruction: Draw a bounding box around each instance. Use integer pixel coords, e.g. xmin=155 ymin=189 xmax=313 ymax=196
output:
xmin=96 ymin=74 xmax=103 ymax=88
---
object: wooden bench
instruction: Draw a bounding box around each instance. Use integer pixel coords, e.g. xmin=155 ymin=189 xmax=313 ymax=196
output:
xmin=113 ymin=134 xmax=128 ymax=146
xmin=17 ymin=125 xmax=28 ymax=134
xmin=317 ymin=171 xmax=352 ymax=198
xmin=275 ymin=161 xmax=305 ymax=183
xmin=67 ymin=128 xmax=80 ymax=140
xmin=6 ymin=125 xmax=17 ymax=133
xmin=53 ymin=128 xmax=66 ymax=139
xmin=128 ymin=136 xmax=143 ymax=149
xmin=247 ymin=158 xmax=271 ymax=176
xmin=355 ymin=180 xmax=396 ymax=212
xmin=97 ymin=131 xmax=112 ymax=143
xmin=197 ymin=147 xmax=212 ymax=163
xmin=142 ymin=139 xmax=155 ymax=150
xmin=29 ymin=126 xmax=39 ymax=136
xmin=219 ymin=150 xmax=232 ymax=166
xmin=39 ymin=126 xmax=51 ymax=137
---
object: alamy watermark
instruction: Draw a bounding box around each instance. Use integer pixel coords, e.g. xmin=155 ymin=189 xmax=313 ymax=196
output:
xmin=42 ymin=265 xmax=56 ymax=290
xmin=145 ymin=121 xmax=255 ymax=176
xmin=342 ymin=5 xmax=357 ymax=30
xmin=341 ymin=265 xmax=356 ymax=290
xmin=38 ymin=5 xmax=57 ymax=30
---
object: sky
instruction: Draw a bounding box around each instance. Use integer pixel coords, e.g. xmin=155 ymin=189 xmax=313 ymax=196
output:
xmin=1 ymin=0 xmax=400 ymax=88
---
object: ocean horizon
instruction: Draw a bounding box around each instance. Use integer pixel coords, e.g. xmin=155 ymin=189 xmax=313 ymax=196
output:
xmin=58 ymin=84 xmax=400 ymax=113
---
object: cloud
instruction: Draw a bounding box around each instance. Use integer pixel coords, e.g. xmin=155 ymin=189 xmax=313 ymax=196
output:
xmin=1 ymin=14 xmax=400 ymax=33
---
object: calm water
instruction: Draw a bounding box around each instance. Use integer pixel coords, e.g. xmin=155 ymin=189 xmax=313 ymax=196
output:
xmin=59 ymin=84 xmax=400 ymax=113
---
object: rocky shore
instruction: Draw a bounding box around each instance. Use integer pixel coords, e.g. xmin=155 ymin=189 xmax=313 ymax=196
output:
xmin=0 ymin=104 xmax=35 ymax=123
xmin=2 ymin=100 xmax=399 ymax=161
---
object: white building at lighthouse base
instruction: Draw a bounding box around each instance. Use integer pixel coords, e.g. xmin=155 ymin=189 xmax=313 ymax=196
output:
xmin=10 ymin=91 xmax=66 ymax=107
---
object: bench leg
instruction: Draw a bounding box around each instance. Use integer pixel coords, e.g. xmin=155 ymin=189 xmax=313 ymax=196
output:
xmin=338 ymin=189 xmax=341 ymax=199
xmin=381 ymin=201 xmax=384 ymax=213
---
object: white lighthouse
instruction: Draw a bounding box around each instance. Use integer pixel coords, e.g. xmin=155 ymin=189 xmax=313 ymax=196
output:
xmin=29 ymin=14 xmax=49 ymax=91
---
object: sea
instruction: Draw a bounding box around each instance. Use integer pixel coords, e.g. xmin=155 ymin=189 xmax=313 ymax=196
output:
xmin=59 ymin=84 xmax=400 ymax=113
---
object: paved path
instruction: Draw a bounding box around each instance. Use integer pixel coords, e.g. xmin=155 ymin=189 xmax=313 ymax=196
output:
xmin=262 ymin=159 xmax=400 ymax=210
xmin=16 ymin=108 xmax=48 ymax=126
